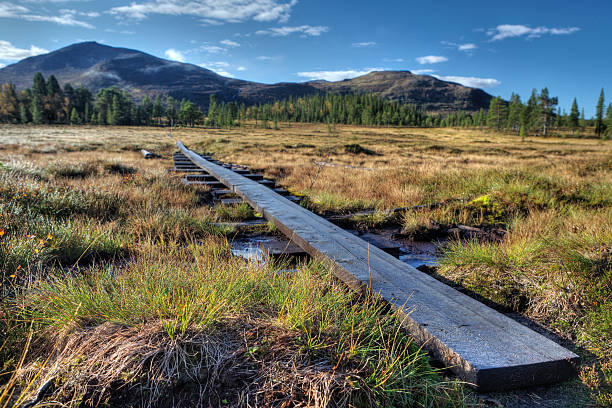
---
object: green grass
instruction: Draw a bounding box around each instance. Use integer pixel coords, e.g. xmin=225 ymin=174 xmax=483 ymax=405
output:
xmin=437 ymin=207 xmax=612 ymax=403
xmin=17 ymin=240 xmax=464 ymax=406
xmin=214 ymin=202 xmax=255 ymax=221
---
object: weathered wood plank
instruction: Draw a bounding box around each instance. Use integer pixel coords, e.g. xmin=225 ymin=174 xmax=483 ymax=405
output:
xmin=177 ymin=143 xmax=578 ymax=391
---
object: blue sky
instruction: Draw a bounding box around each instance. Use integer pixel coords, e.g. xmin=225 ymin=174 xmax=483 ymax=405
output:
xmin=0 ymin=0 xmax=610 ymax=116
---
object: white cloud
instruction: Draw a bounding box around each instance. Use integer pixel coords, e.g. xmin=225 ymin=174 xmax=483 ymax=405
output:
xmin=383 ymin=58 xmax=404 ymax=62
xmin=411 ymin=69 xmax=435 ymax=75
xmin=23 ymin=13 xmax=95 ymax=28
xmin=416 ymin=55 xmax=448 ymax=64
xmin=0 ymin=40 xmax=48 ymax=60
xmin=109 ymin=0 xmax=297 ymax=24
xmin=220 ymin=39 xmax=240 ymax=47
xmin=297 ymin=68 xmax=384 ymax=82
xmin=432 ymin=75 xmax=500 ymax=89
xmin=59 ymin=9 xmax=100 ymax=18
xmin=0 ymin=2 xmax=30 ymax=17
xmin=0 ymin=62 xmax=5 ymax=68
xmin=458 ymin=43 xmax=477 ymax=51
xmin=237 ymin=66 xmax=246 ymax=71
xmin=255 ymin=25 xmax=328 ymax=37
xmin=201 ymin=45 xmax=226 ymax=53
xmin=442 ymin=41 xmax=478 ymax=52
xmin=0 ymin=4 xmax=95 ymax=28
xmin=164 ymin=48 xmax=186 ymax=62
xmin=256 ymin=55 xmax=278 ymax=60
xmin=105 ymin=28 xmax=135 ymax=34
xmin=352 ymin=41 xmax=376 ymax=48
xmin=487 ymin=24 xmax=580 ymax=41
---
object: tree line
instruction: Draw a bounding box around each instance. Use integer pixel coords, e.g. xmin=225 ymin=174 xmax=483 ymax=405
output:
xmin=485 ymin=88 xmax=611 ymax=138
xmin=0 ymin=73 xmax=202 ymax=127
xmin=1 ymin=72 xmax=610 ymax=138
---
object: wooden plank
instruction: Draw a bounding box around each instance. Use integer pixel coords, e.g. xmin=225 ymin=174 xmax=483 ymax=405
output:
xmin=177 ymin=141 xmax=579 ymax=391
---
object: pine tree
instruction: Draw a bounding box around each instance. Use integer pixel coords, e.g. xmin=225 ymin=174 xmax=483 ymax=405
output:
xmin=31 ymin=95 xmax=43 ymax=124
xmin=595 ymin=88 xmax=605 ymax=137
xmin=519 ymin=124 xmax=526 ymax=142
xmin=70 ymin=107 xmax=81 ymax=125
xmin=32 ymin=73 xmax=46 ymax=96
xmin=538 ymin=87 xmax=558 ymax=136
xmin=519 ymin=104 xmax=529 ymax=135
xmin=569 ymin=98 xmax=580 ymax=133
xmin=166 ymin=96 xmax=177 ymax=126
xmin=507 ymin=93 xmax=522 ymax=134
xmin=486 ymin=96 xmax=508 ymax=131
xmin=525 ymin=89 xmax=540 ymax=134
xmin=46 ymin=75 xmax=61 ymax=96
xmin=141 ymin=95 xmax=153 ymax=125
xmin=152 ymin=95 xmax=163 ymax=125
xmin=19 ymin=103 xmax=29 ymax=123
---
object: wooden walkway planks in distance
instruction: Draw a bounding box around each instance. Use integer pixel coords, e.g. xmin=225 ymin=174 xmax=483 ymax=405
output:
xmin=177 ymin=141 xmax=578 ymax=391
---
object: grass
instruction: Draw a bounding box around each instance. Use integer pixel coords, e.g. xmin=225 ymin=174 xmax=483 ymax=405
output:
xmin=1 ymin=123 xmax=610 ymax=405
xmin=0 ymin=125 xmax=468 ymax=407
xmin=14 ymin=241 xmax=463 ymax=406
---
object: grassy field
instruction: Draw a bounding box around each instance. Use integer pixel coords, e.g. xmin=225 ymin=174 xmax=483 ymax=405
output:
xmin=1 ymin=123 xmax=611 ymax=407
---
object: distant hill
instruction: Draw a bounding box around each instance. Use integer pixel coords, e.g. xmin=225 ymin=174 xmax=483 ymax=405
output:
xmin=307 ymin=71 xmax=492 ymax=113
xmin=0 ymin=42 xmax=492 ymax=112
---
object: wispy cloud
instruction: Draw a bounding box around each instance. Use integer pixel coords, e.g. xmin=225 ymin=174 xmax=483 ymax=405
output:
xmin=105 ymin=28 xmax=135 ymax=35
xmin=383 ymin=58 xmax=404 ymax=62
xmin=0 ymin=39 xmax=48 ymax=60
xmin=255 ymin=25 xmax=328 ymax=37
xmin=416 ymin=55 xmax=448 ymax=64
xmin=220 ymin=39 xmax=240 ymax=47
xmin=59 ymin=9 xmax=100 ymax=18
xmin=352 ymin=41 xmax=376 ymax=48
xmin=297 ymin=68 xmax=384 ymax=82
xmin=432 ymin=74 xmax=500 ymax=89
xmin=487 ymin=24 xmax=580 ymax=41
xmin=201 ymin=45 xmax=226 ymax=53
xmin=164 ymin=48 xmax=186 ymax=62
xmin=442 ymin=41 xmax=477 ymax=53
xmin=256 ymin=55 xmax=280 ymax=61
xmin=458 ymin=43 xmax=477 ymax=51
xmin=109 ymin=0 xmax=297 ymax=24
xmin=0 ymin=3 xmax=96 ymax=28
xmin=0 ymin=2 xmax=29 ymax=17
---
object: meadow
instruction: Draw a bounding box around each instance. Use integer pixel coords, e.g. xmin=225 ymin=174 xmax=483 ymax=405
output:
xmin=0 ymin=123 xmax=610 ymax=407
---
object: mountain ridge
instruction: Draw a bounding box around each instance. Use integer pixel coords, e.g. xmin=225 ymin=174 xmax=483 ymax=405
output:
xmin=0 ymin=42 xmax=492 ymax=113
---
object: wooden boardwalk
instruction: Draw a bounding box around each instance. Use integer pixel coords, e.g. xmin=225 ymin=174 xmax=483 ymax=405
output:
xmin=177 ymin=141 xmax=578 ymax=391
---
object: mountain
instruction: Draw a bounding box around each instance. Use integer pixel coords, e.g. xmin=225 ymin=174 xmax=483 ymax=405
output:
xmin=0 ymin=42 xmax=492 ymax=112
xmin=307 ymin=71 xmax=492 ymax=113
